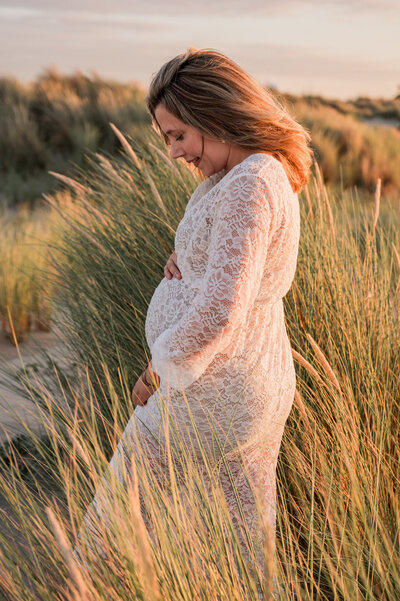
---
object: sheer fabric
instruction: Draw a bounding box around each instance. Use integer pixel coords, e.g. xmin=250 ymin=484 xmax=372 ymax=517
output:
xmin=74 ymin=153 xmax=300 ymax=592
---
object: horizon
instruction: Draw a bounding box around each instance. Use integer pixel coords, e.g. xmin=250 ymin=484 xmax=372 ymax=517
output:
xmin=1 ymin=1 xmax=400 ymax=101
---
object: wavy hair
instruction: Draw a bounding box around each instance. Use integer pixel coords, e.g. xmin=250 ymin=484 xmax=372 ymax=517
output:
xmin=146 ymin=47 xmax=312 ymax=193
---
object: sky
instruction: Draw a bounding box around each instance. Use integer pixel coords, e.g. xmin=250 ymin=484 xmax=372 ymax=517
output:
xmin=1 ymin=0 xmax=400 ymax=100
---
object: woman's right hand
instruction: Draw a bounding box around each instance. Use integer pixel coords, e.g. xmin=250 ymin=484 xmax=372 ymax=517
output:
xmin=164 ymin=251 xmax=181 ymax=280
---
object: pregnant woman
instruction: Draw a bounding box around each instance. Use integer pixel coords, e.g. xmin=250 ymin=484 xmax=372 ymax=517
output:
xmin=73 ymin=47 xmax=312 ymax=592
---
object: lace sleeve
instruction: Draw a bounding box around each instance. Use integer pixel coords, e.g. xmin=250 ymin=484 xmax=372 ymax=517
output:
xmin=151 ymin=172 xmax=274 ymax=389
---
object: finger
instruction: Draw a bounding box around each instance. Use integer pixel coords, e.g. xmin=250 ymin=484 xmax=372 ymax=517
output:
xmin=164 ymin=266 xmax=173 ymax=279
xmin=169 ymin=260 xmax=181 ymax=279
xmin=166 ymin=263 xmax=180 ymax=279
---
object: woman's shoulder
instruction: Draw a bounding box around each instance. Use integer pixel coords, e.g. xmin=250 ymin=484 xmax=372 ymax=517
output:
xmin=215 ymin=154 xmax=292 ymax=200
xmin=223 ymin=153 xmax=291 ymax=192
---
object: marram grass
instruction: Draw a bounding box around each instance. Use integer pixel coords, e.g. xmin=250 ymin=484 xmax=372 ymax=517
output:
xmin=0 ymin=358 xmax=276 ymax=601
xmin=0 ymin=204 xmax=63 ymax=343
xmin=0 ymin=126 xmax=398 ymax=600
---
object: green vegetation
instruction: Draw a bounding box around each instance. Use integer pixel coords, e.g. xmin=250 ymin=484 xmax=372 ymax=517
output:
xmin=0 ymin=132 xmax=398 ymax=599
xmin=282 ymin=96 xmax=400 ymax=194
xmin=0 ymin=69 xmax=150 ymax=208
xmin=0 ymin=204 xmax=61 ymax=342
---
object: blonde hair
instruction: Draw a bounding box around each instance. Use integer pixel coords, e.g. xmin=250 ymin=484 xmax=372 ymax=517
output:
xmin=146 ymin=47 xmax=313 ymax=193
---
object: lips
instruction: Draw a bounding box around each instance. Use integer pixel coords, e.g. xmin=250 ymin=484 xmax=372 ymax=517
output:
xmin=187 ymin=157 xmax=200 ymax=167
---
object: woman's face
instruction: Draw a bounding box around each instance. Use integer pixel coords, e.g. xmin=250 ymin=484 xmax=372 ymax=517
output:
xmin=154 ymin=103 xmax=230 ymax=177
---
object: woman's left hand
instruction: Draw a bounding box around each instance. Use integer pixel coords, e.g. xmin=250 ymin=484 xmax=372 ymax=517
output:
xmin=131 ymin=362 xmax=160 ymax=407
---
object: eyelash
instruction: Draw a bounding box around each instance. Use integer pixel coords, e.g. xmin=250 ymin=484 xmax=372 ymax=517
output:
xmin=176 ymin=135 xmax=183 ymax=141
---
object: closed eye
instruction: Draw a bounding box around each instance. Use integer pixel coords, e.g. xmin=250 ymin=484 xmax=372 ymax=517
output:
xmin=176 ymin=135 xmax=183 ymax=141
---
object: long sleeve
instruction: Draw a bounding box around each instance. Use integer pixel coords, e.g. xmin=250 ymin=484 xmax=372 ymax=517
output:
xmin=151 ymin=172 xmax=274 ymax=390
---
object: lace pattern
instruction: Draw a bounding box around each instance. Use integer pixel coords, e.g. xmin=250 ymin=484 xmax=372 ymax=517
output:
xmin=74 ymin=153 xmax=300 ymax=586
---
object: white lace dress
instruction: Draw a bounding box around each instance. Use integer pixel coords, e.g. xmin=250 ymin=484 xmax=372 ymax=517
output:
xmin=74 ymin=153 xmax=300 ymax=578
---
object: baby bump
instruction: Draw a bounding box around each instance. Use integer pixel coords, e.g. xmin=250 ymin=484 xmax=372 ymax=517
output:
xmin=145 ymin=277 xmax=198 ymax=348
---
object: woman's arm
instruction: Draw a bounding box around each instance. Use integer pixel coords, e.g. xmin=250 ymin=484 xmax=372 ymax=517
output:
xmin=150 ymin=172 xmax=275 ymax=390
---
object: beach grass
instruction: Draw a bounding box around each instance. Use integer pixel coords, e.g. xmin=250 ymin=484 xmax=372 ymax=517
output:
xmin=0 ymin=203 xmax=64 ymax=343
xmin=282 ymin=98 xmax=400 ymax=196
xmin=0 ymin=128 xmax=398 ymax=600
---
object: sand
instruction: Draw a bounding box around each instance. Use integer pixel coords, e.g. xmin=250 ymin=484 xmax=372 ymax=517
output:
xmin=0 ymin=330 xmax=68 ymax=446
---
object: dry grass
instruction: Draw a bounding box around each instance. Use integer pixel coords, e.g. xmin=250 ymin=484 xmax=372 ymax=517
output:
xmin=0 ymin=204 xmax=63 ymax=343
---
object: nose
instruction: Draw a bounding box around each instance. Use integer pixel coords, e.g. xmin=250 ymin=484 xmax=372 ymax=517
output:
xmin=170 ymin=141 xmax=185 ymax=160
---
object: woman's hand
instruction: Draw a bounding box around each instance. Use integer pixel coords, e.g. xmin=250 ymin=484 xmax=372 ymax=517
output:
xmin=131 ymin=361 xmax=160 ymax=407
xmin=131 ymin=377 xmax=153 ymax=407
xmin=164 ymin=251 xmax=181 ymax=280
